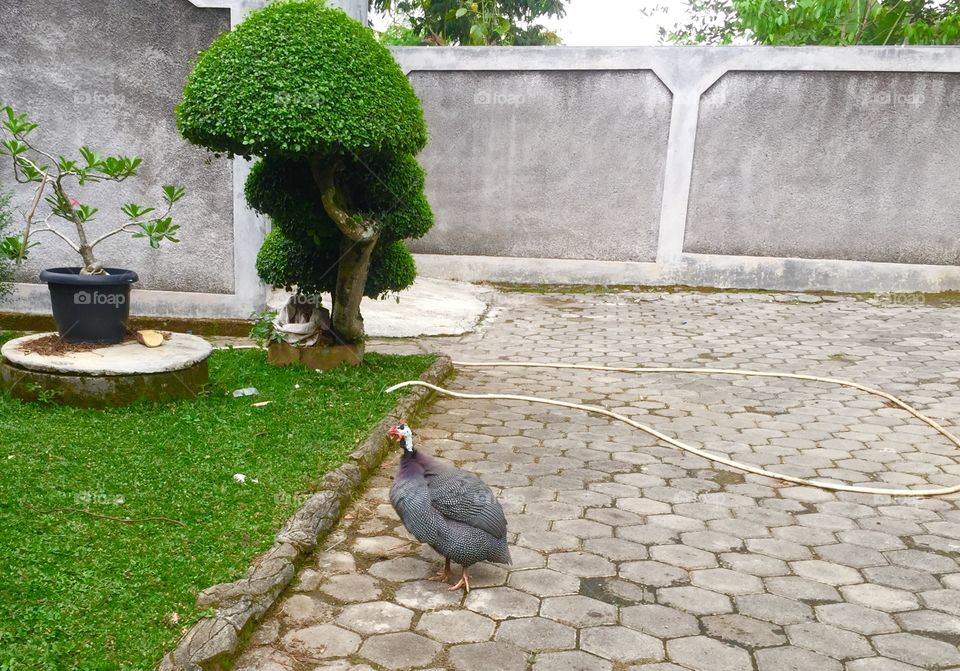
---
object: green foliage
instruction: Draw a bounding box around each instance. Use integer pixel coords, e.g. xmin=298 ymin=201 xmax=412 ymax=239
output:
xmin=247 ymin=153 xmax=432 ymax=298
xmin=248 ymin=309 xmax=283 ymax=347
xmin=0 ymin=191 xmax=13 ymax=296
xmin=375 ymin=0 xmax=565 ymax=45
xmin=177 ymin=0 xmax=427 ymax=157
xmin=378 ymin=21 xmax=426 ymax=45
xmin=664 ymin=0 xmax=960 ymax=44
xmin=255 ymin=226 xmax=419 ymax=297
xmin=356 ymin=152 xmax=433 ymax=241
xmin=255 ymin=226 xmax=339 ymax=295
xmin=367 ymin=239 xmax=417 ymax=295
xmin=0 ymin=348 xmax=433 ymax=671
xmin=245 ymin=158 xmax=337 ymax=245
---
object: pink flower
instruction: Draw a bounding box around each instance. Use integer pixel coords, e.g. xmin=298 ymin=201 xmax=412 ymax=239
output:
xmin=69 ymin=198 xmax=80 ymax=207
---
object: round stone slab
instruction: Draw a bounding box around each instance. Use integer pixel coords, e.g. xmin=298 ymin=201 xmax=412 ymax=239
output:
xmin=3 ymin=332 xmax=212 ymax=375
xmin=1 ymin=332 xmax=212 ymax=407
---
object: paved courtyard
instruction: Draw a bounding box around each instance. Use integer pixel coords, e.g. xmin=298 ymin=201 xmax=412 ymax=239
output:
xmin=236 ymin=289 xmax=960 ymax=671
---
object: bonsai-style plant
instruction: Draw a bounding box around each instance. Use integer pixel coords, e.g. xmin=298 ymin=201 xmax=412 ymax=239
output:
xmin=0 ymin=106 xmax=184 ymax=274
xmin=0 ymin=106 xmax=185 ymax=343
xmin=177 ymin=0 xmax=433 ymax=348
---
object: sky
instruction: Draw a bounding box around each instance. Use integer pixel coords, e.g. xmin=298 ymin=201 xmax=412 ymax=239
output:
xmin=539 ymin=0 xmax=689 ymax=46
xmin=370 ymin=0 xmax=692 ymax=46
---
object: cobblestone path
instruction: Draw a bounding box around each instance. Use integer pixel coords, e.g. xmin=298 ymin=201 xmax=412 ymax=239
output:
xmin=237 ymin=289 xmax=960 ymax=671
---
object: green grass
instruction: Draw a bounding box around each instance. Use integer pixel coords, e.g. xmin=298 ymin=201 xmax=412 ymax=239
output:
xmin=0 ymin=343 xmax=433 ymax=671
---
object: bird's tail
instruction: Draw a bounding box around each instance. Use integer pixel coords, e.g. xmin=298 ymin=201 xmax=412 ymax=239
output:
xmin=491 ymin=539 xmax=512 ymax=565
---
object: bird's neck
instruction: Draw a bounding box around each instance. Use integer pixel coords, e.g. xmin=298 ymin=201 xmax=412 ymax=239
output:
xmin=401 ymin=435 xmax=415 ymax=454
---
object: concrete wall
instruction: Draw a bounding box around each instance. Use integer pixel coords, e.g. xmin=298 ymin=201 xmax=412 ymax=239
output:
xmin=408 ymin=70 xmax=672 ymax=262
xmin=394 ymin=47 xmax=960 ymax=294
xmin=686 ymin=71 xmax=960 ymax=266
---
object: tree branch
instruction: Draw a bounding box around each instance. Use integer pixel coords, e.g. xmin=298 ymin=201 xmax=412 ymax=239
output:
xmin=309 ymin=156 xmax=377 ymax=242
xmin=88 ymin=223 xmax=141 ymax=249
xmin=30 ymin=225 xmax=80 ymax=252
xmin=19 ymin=171 xmax=51 ymax=263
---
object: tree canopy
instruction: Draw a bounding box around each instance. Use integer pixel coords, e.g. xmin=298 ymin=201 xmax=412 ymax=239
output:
xmin=177 ymin=0 xmax=427 ymax=157
xmin=375 ymin=0 xmax=566 ymax=45
xmin=664 ymin=0 xmax=960 ymax=45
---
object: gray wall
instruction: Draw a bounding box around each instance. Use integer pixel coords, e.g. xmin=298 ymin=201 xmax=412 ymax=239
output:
xmin=408 ymin=70 xmax=672 ymax=262
xmin=686 ymin=71 xmax=960 ymax=266
xmin=0 ymin=0 xmax=234 ymax=293
xmin=394 ymin=47 xmax=960 ymax=294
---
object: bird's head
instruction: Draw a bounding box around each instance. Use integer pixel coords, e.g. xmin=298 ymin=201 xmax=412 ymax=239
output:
xmin=387 ymin=420 xmax=414 ymax=453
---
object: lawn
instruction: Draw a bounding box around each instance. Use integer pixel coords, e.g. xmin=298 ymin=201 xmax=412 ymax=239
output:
xmin=0 ymin=338 xmax=433 ymax=671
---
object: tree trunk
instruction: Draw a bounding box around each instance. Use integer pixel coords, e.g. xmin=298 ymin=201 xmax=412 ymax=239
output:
xmin=309 ymin=155 xmax=380 ymax=344
xmin=331 ymin=230 xmax=380 ymax=342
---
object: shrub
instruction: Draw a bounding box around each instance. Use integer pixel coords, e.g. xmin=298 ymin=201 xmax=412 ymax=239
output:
xmin=0 ymin=190 xmax=13 ymax=295
xmin=178 ymin=0 xmax=433 ymax=343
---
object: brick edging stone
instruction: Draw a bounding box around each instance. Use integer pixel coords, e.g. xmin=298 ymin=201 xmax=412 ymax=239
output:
xmin=157 ymin=355 xmax=454 ymax=671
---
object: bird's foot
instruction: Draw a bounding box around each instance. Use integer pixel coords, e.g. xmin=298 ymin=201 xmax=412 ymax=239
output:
xmin=448 ymin=570 xmax=470 ymax=593
xmin=430 ymin=559 xmax=452 ymax=584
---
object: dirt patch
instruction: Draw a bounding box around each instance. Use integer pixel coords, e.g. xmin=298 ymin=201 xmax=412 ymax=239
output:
xmin=15 ymin=331 xmax=170 ymax=356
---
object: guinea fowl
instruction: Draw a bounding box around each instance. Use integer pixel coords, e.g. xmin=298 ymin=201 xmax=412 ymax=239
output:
xmin=387 ymin=421 xmax=511 ymax=592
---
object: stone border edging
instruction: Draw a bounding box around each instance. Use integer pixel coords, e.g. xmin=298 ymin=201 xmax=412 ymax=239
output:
xmin=157 ymin=354 xmax=454 ymax=671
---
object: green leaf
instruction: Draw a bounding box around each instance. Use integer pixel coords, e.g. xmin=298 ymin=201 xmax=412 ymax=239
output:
xmin=79 ymin=146 xmax=100 ymax=168
xmin=470 ymin=22 xmax=486 ymax=43
xmin=121 ymin=203 xmax=155 ymax=219
xmin=1 ymin=138 xmax=28 ymax=157
xmin=0 ymin=234 xmax=38 ymax=262
xmin=75 ymin=204 xmax=98 ymax=223
xmin=161 ymin=185 xmax=186 ymax=205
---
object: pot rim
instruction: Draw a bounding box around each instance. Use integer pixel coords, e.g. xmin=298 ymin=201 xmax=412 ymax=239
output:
xmin=39 ymin=267 xmax=138 ymax=286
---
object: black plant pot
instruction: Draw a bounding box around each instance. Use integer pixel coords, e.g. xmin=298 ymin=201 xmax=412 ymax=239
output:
xmin=38 ymin=267 xmax=138 ymax=344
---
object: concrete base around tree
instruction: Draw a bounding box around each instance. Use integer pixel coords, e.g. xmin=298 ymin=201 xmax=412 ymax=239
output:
xmin=267 ymin=341 xmax=365 ymax=370
xmin=0 ymin=332 xmax=212 ymax=407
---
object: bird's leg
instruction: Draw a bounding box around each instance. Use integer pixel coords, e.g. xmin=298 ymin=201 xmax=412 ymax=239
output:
xmin=448 ymin=567 xmax=470 ymax=593
xmin=429 ymin=558 xmax=451 ymax=583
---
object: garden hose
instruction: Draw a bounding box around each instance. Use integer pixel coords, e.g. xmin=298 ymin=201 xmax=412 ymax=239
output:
xmin=386 ymin=361 xmax=960 ymax=498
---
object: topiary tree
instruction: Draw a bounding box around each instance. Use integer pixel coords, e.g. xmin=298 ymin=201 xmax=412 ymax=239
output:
xmin=177 ymin=0 xmax=433 ymax=343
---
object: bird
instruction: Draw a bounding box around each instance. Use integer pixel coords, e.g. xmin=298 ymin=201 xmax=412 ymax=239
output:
xmin=387 ymin=420 xmax=511 ymax=592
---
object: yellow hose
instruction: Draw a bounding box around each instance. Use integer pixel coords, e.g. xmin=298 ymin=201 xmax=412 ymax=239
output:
xmin=386 ymin=361 xmax=960 ymax=498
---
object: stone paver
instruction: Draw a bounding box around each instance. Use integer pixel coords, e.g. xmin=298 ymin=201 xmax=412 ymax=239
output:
xmin=581 ymin=625 xmax=664 ymax=663
xmin=416 ymin=609 xmax=495 ymax=643
xmin=358 ymin=632 xmax=441 ymax=669
xmin=234 ymin=289 xmax=960 ymax=671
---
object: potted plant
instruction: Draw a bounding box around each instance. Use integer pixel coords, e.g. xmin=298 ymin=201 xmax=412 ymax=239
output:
xmin=0 ymin=106 xmax=184 ymax=344
xmin=177 ymin=0 xmax=433 ymax=365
